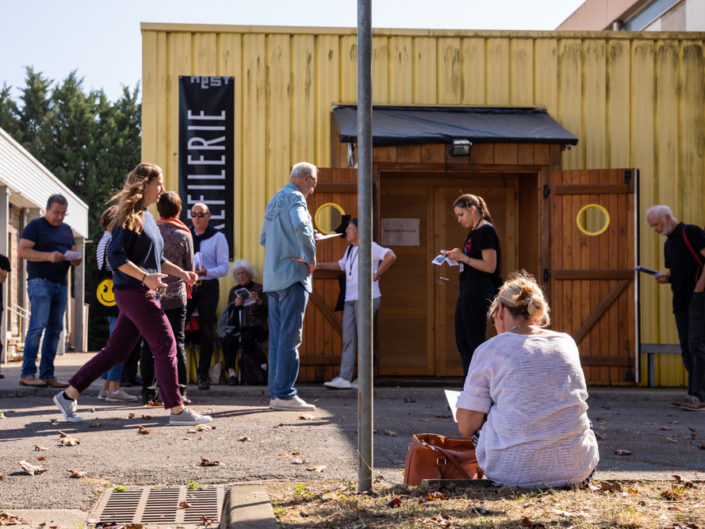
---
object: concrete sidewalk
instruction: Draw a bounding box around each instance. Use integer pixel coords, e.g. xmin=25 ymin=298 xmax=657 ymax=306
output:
xmin=2 ymin=352 xmax=704 ymax=528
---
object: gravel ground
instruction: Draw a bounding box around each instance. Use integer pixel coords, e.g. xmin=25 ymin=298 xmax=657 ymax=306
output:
xmin=1 ymin=370 xmax=704 ymax=512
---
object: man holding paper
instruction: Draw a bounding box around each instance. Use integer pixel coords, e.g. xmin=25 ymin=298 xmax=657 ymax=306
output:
xmin=646 ymin=205 xmax=705 ymax=411
xmin=18 ymin=194 xmax=82 ymax=388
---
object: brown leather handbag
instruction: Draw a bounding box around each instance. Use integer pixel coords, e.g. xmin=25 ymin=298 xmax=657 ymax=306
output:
xmin=403 ymin=433 xmax=483 ymax=486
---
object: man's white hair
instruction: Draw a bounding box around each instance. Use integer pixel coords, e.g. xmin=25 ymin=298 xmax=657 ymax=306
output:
xmin=290 ymin=162 xmax=317 ymax=181
xmin=646 ymin=205 xmax=674 ymax=220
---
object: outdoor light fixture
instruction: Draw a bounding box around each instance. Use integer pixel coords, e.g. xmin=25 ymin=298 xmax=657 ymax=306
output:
xmin=450 ymin=139 xmax=472 ymax=156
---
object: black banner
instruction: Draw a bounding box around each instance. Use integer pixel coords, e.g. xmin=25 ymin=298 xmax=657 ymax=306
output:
xmin=178 ymin=76 xmax=234 ymax=259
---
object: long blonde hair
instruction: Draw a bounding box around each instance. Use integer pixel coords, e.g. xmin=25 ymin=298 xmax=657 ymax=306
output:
xmin=488 ymin=270 xmax=550 ymax=327
xmin=109 ymin=163 xmax=162 ymax=234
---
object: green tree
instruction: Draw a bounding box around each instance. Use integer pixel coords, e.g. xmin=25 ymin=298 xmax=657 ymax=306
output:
xmin=0 ymin=83 xmax=21 ymax=139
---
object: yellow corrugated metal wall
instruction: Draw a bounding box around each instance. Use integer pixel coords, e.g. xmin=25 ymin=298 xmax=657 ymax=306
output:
xmin=141 ymin=24 xmax=705 ymax=387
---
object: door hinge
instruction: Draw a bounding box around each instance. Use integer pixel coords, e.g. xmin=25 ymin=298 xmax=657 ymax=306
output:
xmin=543 ymin=269 xmax=551 ymax=282
xmin=543 ymin=184 xmax=551 ymax=198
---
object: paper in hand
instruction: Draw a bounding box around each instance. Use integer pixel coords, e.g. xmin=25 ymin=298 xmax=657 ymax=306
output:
xmin=315 ymin=233 xmax=341 ymax=241
xmin=432 ymin=252 xmax=458 ymax=267
xmin=444 ymin=389 xmax=461 ymax=422
xmin=63 ymin=250 xmax=82 ymax=261
xmin=633 ymin=265 xmax=659 ymax=276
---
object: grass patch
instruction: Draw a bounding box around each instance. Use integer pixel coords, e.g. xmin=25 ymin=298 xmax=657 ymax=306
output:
xmin=266 ymin=479 xmax=704 ymax=528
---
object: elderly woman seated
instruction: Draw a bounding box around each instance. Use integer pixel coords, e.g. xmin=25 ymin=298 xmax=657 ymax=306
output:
xmin=456 ymin=271 xmax=599 ymax=489
xmin=220 ymin=260 xmax=268 ymax=385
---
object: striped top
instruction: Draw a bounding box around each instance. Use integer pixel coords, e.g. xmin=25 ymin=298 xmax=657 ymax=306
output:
xmin=96 ymin=231 xmax=112 ymax=271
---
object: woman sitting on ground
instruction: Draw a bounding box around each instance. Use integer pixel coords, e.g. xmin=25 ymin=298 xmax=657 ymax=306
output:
xmin=456 ymin=271 xmax=599 ymax=488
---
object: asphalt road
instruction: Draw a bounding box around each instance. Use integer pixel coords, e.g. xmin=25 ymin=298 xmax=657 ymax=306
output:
xmin=1 ymin=354 xmax=704 ymax=513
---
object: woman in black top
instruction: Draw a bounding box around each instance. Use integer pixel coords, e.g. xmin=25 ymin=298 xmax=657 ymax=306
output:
xmin=443 ymin=194 xmax=501 ymax=377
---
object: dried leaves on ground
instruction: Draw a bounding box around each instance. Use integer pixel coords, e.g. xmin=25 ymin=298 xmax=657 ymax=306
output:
xmin=267 ymin=479 xmax=704 ymax=529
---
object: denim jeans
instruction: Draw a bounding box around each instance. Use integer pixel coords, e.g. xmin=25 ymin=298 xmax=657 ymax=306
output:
xmin=22 ymin=278 xmax=68 ymax=379
xmin=674 ymin=291 xmax=705 ymax=401
xmin=267 ymin=282 xmax=308 ymax=399
xmin=100 ymin=315 xmax=123 ymax=382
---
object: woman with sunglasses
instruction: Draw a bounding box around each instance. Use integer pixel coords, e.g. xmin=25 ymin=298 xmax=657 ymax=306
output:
xmin=456 ymin=271 xmax=599 ymax=488
xmin=53 ymin=163 xmax=212 ymax=426
xmin=442 ymin=194 xmax=501 ymax=377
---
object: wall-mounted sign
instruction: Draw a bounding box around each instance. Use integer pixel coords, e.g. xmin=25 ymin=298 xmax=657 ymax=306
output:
xmin=178 ymin=76 xmax=234 ymax=258
xmin=381 ymin=218 xmax=420 ymax=246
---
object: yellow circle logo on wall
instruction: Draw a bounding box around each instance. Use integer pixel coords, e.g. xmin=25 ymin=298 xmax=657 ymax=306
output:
xmin=97 ymin=278 xmax=116 ymax=307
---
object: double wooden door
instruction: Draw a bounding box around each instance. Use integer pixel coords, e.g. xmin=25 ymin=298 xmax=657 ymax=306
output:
xmin=378 ymin=174 xmax=518 ymax=376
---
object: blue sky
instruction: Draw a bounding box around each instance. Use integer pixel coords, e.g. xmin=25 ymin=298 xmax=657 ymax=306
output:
xmin=1 ymin=0 xmax=584 ymax=102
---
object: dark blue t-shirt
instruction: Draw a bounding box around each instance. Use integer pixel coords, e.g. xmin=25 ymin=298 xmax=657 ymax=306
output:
xmin=109 ymin=210 xmax=165 ymax=290
xmin=21 ymin=217 xmax=74 ymax=285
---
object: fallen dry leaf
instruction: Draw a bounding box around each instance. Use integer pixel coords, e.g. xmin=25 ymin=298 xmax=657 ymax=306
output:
xmin=0 ymin=511 xmax=28 ymax=525
xmin=128 ymin=413 xmax=136 ymax=419
xmin=292 ymin=450 xmax=301 ymax=455
xmin=58 ymin=432 xmax=80 ymax=446
xmin=666 ymin=437 xmax=678 ymax=443
xmin=178 ymin=501 xmax=192 ymax=509
xmin=67 ymin=469 xmax=87 ymax=479
xmin=404 ymin=397 xmax=416 ymax=403
xmin=306 ymin=464 xmax=326 ymax=472
xmin=141 ymin=415 xmax=152 ymax=420
xmin=661 ymin=489 xmax=683 ymax=501
xmin=426 ymin=492 xmax=445 ymax=501
xmin=237 ymin=436 xmax=250 ymax=442
xmin=660 ymin=426 xmax=673 ymax=431
xmin=19 ymin=460 xmax=47 ymax=475
xmin=137 ymin=425 xmax=151 ymax=435
xmin=688 ymin=427 xmax=697 ymax=440
xmin=614 ymin=449 xmax=631 ymax=456
xmin=298 ymin=414 xmax=314 ymax=420
xmin=383 ymin=430 xmax=397 ymax=437
xmin=291 ymin=458 xmax=306 ymax=465
xmin=673 ymin=475 xmax=695 ymax=488
xmin=201 ymin=515 xmax=215 ymax=527
xmin=594 ymin=432 xmax=606 ymax=440
xmin=278 ymin=453 xmax=289 ymax=457
xmin=34 ymin=445 xmax=48 ymax=452
xmin=90 ymin=422 xmax=102 ymax=428
xmin=600 ymin=481 xmax=623 ymax=492
xmin=520 ymin=517 xmax=546 ymax=528
xmin=37 ymin=457 xmax=46 ymax=462
xmin=387 ymin=497 xmax=402 ymax=508
xmin=200 ymin=457 xmax=221 ymax=467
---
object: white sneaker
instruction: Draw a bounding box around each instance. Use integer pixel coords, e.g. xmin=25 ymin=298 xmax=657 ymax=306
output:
xmin=105 ymin=389 xmax=139 ymax=402
xmin=269 ymin=395 xmax=316 ymax=411
xmin=98 ymin=389 xmax=108 ymax=400
xmin=351 ymin=379 xmax=358 ymax=389
xmin=323 ymin=376 xmax=352 ymax=389
xmin=53 ymin=392 xmax=84 ymax=423
xmin=169 ymin=407 xmax=213 ymax=426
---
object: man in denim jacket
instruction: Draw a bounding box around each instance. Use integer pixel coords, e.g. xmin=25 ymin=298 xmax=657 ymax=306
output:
xmin=260 ymin=162 xmax=318 ymax=410
xmin=647 ymin=205 xmax=705 ymax=411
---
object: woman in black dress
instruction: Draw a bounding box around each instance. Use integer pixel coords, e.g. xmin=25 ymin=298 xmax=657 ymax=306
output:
xmin=443 ymin=194 xmax=501 ymax=377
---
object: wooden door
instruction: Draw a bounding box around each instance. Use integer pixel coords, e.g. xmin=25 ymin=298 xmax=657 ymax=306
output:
xmin=378 ymin=174 xmax=518 ymax=376
xmin=550 ymin=169 xmax=638 ymax=383
xmin=300 ymin=168 xmax=357 ymax=382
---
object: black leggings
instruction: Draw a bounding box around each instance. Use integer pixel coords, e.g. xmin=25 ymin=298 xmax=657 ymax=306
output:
xmin=455 ymin=280 xmax=494 ymax=378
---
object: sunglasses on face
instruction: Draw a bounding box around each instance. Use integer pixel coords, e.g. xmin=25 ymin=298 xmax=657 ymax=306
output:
xmin=192 ymin=212 xmax=209 ymax=218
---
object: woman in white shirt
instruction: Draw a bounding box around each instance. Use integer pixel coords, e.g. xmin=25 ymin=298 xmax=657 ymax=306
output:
xmin=456 ymin=271 xmax=599 ymax=488
xmin=317 ymin=218 xmax=396 ymax=389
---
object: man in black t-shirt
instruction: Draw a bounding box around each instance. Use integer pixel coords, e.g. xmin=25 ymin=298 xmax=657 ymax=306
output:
xmin=647 ymin=205 xmax=705 ymax=411
xmin=0 ymin=253 xmax=10 ymax=379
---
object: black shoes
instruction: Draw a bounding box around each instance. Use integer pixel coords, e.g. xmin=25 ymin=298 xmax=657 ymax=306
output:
xmin=198 ymin=379 xmax=210 ymax=390
xmin=227 ymin=375 xmax=238 ymax=386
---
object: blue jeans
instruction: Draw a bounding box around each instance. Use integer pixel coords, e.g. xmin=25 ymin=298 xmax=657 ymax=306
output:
xmin=22 ymin=278 xmax=68 ymax=379
xmin=267 ymin=282 xmax=308 ymax=399
xmin=101 ymin=315 xmax=123 ymax=382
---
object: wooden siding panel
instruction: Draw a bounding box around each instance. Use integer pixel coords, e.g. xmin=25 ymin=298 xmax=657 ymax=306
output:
xmin=166 ymin=32 xmax=192 ymax=189
xmin=414 ymin=37 xmax=437 ymax=104
xmin=390 ymin=36 xmax=413 ymax=104
xmin=438 ymin=38 xmax=463 ymax=104
xmin=291 ymin=35 xmax=316 ymax=162
xmin=680 ymin=42 xmax=704 ymax=226
xmin=266 ymin=34 xmax=291 ymax=209
xmin=462 ymin=37 xmax=486 ymax=104
xmin=535 ymin=38 xmax=558 ymax=115
xmin=340 ymin=35 xmax=357 ymax=103
xmin=558 ymin=39 xmax=583 ymax=170
xmin=584 ymin=40 xmax=607 ymax=168
xmin=316 ymin=35 xmax=339 ymax=167
xmin=487 ymin=38 xmax=510 ymax=105
xmin=141 ymin=30 xmax=159 ymax=164
xmin=511 ymin=38 xmax=533 ymax=106
xmin=607 ymin=39 xmax=631 ymax=168
xmin=372 ymin=36 xmax=390 ymax=104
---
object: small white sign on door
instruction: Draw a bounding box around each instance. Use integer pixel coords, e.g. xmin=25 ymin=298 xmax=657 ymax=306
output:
xmin=381 ymin=218 xmax=420 ymax=246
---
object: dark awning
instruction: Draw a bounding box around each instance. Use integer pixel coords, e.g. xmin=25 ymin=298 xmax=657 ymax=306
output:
xmin=332 ymin=105 xmax=578 ymax=146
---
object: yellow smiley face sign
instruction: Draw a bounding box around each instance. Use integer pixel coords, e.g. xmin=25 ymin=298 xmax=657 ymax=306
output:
xmin=96 ymin=278 xmax=116 ymax=307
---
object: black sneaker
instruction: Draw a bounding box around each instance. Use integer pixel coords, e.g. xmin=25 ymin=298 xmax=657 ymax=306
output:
xmin=141 ymin=388 xmax=156 ymax=405
xmin=227 ymin=375 xmax=238 ymax=386
xmin=181 ymin=392 xmax=192 ymax=405
xmin=198 ymin=379 xmax=210 ymax=391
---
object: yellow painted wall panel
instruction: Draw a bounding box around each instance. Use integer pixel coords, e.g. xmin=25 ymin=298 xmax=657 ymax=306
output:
xmin=558 ymin=39 xmax=583 ymax=169
xmin=438 ymin=38 xmax=462 ymax=104
xmin=414 ymin=37 xmax=437 ymax=104
xmin=607 ymin=39 xmax=631 ymax=168
xmin=291 ymin=35 xmax=316 ymax=163
xmin=461 ymin=37 xmax=486 ymax=104
xmin=166 ymin=32 xmax=192 ymax=191
xmin=390 ymin=36 xmax=413 ymax=104
xmin=141 ymin=30 xmax=158 ymax=164
xmin=316 ymin=35 xmax=340 ymax=167
xmin=486 ymin=38 xmax=509 ymax=105
xmin=534 ymin=38 xmax=558 ymax=115
xmin=155 ymin=32 xmax=169 ymax=170
xmin=510 ymin=39 xmax=533 ymax=106
xmin=193 ymin=33 xmax=217 ymax=75
xmin=372 ymin=36 xmax=389 ymax=104
xmin=584 ymin=39 xmax=607 ymax=168
xmin=680 ymin=42 xmax=704 ymax=223
xmin=339 ymin=35 xmax=357 ymax=103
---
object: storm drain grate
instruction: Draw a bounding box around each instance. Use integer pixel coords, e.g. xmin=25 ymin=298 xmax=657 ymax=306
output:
xmin=91 ymin=486 xmax=225 ymax=527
